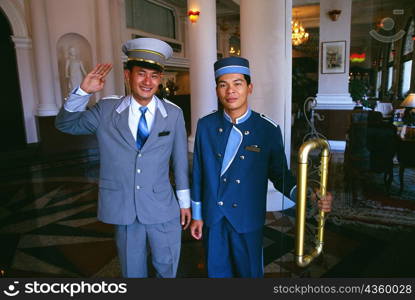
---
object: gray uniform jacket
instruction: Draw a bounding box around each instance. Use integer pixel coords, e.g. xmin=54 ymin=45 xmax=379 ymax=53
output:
xmin=55 ymin=93 xmax=190 ymax=225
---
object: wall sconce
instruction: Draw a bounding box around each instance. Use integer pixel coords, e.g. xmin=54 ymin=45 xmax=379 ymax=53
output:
xmin=188 ymin=10 xmax=200 ymax=23
xmin=328 ymin=10 xmax=342 ymax=21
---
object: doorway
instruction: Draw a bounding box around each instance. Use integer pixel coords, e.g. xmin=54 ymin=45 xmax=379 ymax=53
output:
xmin=0 ymin=9 xmax=26 ymax=151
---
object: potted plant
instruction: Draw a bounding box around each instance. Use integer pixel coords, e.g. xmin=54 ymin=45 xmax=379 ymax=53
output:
xmin=349 ymin=78 xmax=369 ymax=106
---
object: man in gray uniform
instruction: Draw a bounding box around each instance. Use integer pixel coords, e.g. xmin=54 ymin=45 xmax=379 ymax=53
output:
xmin=55 ymin=38 xmax=191 ymax=278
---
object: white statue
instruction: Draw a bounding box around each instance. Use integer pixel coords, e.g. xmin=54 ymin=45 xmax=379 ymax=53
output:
xmin=65 ymin=47 xmax=87 ymax=92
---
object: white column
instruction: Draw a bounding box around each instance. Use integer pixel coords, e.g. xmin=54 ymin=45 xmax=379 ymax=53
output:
xmin=30 ymin=0 xmax=59 ymax=116
xmin=187 ymin=0 xmax=217 ymax=152
xmin=96 ymin=0 xmax=116 ymax=96
xmin=12 ymin=36 xmax=39 ymax=143
xmin=109 ymin=0 xmax=125 ymax=96
xmin=316 ymin=0 xmax=354 ymax=110
xmin=240 ymin=0 xmax=292 ymax=157
xmin=241 ymin=0 xmax=294 ymax=212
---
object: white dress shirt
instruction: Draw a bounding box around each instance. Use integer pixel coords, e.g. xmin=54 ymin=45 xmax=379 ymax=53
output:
xmin=128 ymin=95 xmax=156 ymax=141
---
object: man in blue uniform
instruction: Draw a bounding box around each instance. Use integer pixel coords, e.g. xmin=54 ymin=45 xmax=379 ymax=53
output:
xmin=190 ymin=56 xmax=332 ymax=278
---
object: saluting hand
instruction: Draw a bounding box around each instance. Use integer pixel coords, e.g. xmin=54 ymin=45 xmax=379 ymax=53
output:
xmin=80 ymin=63 xmax=112 ymax=94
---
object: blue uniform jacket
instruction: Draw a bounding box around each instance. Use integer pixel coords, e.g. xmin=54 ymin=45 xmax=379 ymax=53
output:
xmin=192 ymin=110 xmax=296 ymax=233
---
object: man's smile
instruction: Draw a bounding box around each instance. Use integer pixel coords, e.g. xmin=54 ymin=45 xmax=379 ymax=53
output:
xmin=139 ymin=86 xmax=153 ymax=92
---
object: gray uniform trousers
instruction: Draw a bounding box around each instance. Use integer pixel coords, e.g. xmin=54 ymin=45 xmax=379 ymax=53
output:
xmin=115 ymin=217 xmax=181 ymax=278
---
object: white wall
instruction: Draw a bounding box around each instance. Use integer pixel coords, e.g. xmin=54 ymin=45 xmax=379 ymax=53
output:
xmin=316 ymin=0 xmax=354 ymax=110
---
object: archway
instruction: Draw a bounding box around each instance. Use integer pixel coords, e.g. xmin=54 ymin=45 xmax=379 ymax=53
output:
xmin=0 ymin=9 xmax=26 ymax=150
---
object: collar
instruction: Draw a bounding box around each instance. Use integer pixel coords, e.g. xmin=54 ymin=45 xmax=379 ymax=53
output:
xmin=130 ymin=95 xmax=156 ymax=117
xmin=156 ymin=96 xmax=168 ymax=118
xmin=116 ymin=95 xmax=167 ymax=118
xmin=223 ymin=108 xmax=252 ymax=124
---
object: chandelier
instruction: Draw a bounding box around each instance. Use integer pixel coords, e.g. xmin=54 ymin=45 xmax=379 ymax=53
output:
xmin=291 ymin=19 xmax=309 ymax=46
xmin=229 ymin=46 xmax=241 ymax=56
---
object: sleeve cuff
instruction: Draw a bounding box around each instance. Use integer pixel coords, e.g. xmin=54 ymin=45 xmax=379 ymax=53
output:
xmin=191 ymin=200 xmax=202 ymax=220
xmin=63 ymin=87 xmax=92 ymax=112
xmin=75 ymin=87 xmax=91 ymax=96
xmin=176 ymin=189 xmax=190 ymax=208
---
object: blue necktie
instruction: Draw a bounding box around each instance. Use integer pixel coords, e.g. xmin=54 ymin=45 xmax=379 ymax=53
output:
xmin=136 ymin=106 xmax=149 ymax=149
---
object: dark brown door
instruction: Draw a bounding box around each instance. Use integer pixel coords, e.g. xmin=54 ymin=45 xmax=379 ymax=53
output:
xmin=0 ymin=9 xmax=26 ymax=151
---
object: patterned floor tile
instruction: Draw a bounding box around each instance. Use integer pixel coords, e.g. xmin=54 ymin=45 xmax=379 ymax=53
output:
xmin=0 ymin=203 xmax=96 ymax=234
xmin=1 ymin=150 xmax=415 ymax=278
xmin=54 ymin=240 xmax=117 ymax=277
xmin=57 ymin=217 xmax=98 ymax=227
xmin=92 ymin=257 xmax=122 ymax=277
xmin=19 ymin=246 xmax=82 ymax=276
xmin=12 ymin=250 xmax=79 ymax=277
xmin=0 ymin=234 xmax=20 ymax=270
xmin=29 ymin=223 xmax=112 ymax=238
xmin=17 ymin=234 xmax=113 ymax=249
xmin=79 ymin=222 xmax=115 ymax=235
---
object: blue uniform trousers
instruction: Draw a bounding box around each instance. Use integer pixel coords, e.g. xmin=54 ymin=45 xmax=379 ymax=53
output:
xmin=203 ymin=217 xmax=263 ymax=278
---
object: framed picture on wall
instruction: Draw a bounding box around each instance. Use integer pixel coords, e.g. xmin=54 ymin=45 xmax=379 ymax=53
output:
xmin=321 ymin=41 xmax=346 ymax=74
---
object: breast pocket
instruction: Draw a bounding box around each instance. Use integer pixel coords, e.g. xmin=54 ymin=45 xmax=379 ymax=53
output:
xmin=244 ymin=144 xmax=262 ymax=153
xmin=148 ymin=134 xmax=173 ymax=152
xmin=242 ymin=144 xmax=267 ymax=167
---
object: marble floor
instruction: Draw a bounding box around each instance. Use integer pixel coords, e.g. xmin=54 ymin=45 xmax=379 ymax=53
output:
xmin=1 ymin=149 xmax=415 ymax=278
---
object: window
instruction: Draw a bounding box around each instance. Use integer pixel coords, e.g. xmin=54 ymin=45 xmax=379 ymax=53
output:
xmin=387 ymin=66 xmax=393 ymax=91
xmin=400 ymin=18 xmax=414 ymax=96
xmin=403 ymin=18 xmax=414 ymax=56
xmin=376 ymin=70 xmax=382 ymax=98
xmin=125 ymin=0 xmax=176 ymax=39
xmin=402 ymin=60 xmax=412 ymax=96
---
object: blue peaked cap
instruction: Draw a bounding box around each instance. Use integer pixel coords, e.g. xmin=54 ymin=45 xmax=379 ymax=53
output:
xmin=214 ymin=56 xmax=250 ymax=79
